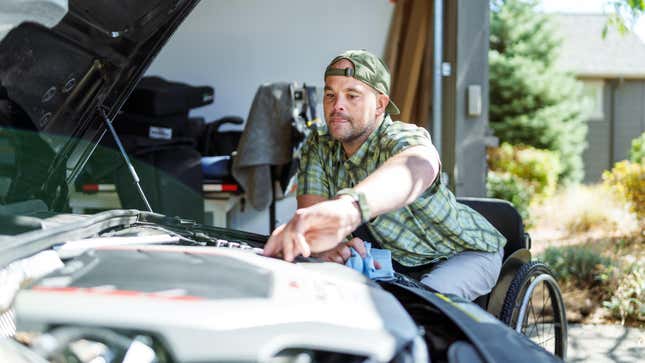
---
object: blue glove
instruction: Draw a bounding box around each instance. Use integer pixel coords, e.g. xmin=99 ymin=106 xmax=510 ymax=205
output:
xmin=345 ymin=242 xmax=395 ymax=281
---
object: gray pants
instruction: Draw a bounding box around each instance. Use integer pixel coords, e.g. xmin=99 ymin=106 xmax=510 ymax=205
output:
xmin=420 ymin=247 xmax=504 ymax=301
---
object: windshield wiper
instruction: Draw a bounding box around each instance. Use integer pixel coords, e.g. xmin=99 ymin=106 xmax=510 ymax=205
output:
xmin=98 ymin=107 xmax=152 ymax=212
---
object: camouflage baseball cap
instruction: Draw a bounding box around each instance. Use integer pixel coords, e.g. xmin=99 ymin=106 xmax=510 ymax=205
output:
xmin=324 ymin=49 xmax=400 ymax=115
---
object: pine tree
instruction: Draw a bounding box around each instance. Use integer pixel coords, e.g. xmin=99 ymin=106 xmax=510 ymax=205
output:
xmin=489 ymin=0 xmax=587 ymax=184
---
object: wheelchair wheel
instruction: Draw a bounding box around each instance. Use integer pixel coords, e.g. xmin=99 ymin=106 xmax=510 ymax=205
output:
xmin=500 ymin=261 xmax=567 ymax=360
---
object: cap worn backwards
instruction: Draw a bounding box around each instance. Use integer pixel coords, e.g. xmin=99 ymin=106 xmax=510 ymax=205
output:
xmin=324 ymin=49 xmax=400 ymax=115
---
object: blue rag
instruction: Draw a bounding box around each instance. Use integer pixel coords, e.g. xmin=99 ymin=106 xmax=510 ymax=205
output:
xmin=345 ymin=242 xmax=395 ymax=281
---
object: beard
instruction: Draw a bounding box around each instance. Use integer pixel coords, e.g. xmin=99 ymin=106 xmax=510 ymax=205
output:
xmin=326 ymin=111 xmax=369 ymax=144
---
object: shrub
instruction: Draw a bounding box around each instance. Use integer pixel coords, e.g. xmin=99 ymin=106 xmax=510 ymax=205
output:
xmin=541 ymin=245 xmax=614 ymax=287
xmin=488 ymin=143 xmax=562 ymax=201
xmin=486 ymin=171 xmax=532 ymax=226
xmin=603 ymin=261 xmax=645 ymax=325
xmin=602 ymin=160 xmax=645 ymax=221
xmin=630 ymin=132 xmax=645 ymax=163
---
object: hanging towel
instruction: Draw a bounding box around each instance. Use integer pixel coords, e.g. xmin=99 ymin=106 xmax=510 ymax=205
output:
xmin=232 ymin=83 xmax=294 ymax=210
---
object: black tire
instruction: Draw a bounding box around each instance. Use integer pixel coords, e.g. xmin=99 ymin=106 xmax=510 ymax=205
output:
xmin=500 ymin=261 xmax=567 ymax=360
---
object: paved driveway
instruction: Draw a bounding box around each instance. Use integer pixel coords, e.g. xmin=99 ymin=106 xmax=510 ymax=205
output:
xmin=567 ymin=324 xmax=644 ymax=363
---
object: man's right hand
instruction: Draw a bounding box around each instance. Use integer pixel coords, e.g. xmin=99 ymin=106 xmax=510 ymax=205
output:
xmin=315 ymin=237 xmax=381 ymax=269
xmin=315 ymin=237 xmax=366 ymax=264
xmin=262 ymin=197 xmax=362 ymax=261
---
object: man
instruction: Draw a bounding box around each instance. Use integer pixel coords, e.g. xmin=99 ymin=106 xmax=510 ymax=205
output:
xmin=263 ymin=50 xmax=506 ymax=300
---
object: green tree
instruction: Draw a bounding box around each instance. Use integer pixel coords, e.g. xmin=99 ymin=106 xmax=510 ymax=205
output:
xmin=604 ymin=0 xmax=645 ymax=37
xmin=489 ymin=0 xmax=588 ymax=184
xmin=617 ymin=0 xmax=645 ymax=12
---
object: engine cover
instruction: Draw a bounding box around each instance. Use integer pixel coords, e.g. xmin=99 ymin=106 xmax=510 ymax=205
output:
xmin=15 ymin=245 xmax=420 ymax=362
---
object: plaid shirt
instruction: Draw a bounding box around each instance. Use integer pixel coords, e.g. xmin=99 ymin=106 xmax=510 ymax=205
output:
xmin=297 ymin=116 xmax=506 ymax=267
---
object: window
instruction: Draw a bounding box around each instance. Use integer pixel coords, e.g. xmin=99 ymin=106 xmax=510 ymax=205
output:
xmin=582 ymin=80 xmax=605 ymax=121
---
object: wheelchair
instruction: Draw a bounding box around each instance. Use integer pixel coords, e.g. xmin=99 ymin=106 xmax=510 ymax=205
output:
xmin=458 ymin=197 xmax=568 ymax=360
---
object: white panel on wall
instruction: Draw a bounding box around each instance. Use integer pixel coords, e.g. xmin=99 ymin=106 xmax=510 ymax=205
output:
xmin=146 ymin=0 xmax=394 ymax=234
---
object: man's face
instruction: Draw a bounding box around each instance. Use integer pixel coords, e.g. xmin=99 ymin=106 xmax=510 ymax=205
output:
xmin=323 ymin=59 xmax=385 ymax=147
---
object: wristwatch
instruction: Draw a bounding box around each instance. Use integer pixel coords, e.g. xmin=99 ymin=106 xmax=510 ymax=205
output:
xmin=335 ymin=188 xmax=370 ymax=224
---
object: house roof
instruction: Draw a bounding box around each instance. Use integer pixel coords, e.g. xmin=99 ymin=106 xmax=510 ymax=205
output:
xmin=552 ymin=13 xmax=645 ymax=78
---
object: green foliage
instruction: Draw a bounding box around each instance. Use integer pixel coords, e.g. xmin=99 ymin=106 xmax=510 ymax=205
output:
xmin=626 ymin=0 xmax=645 ymax=10
xmin=488 ymin=143 xmax=561 ymax=201
xmin=604 ymin=1 xmax=645 ymax=37
xmin=630 ymin=132 xmax=645 ymax=163
xmin=490 ymin=0 xmax=561 ymax=64
xmin=489 ymin=0 xmax=588 ymax=184
xmin=602 ymin=160 xmax=645 ymax=221
xmin=541 ymin=245 xmax=614 ymax=286
xmin=603 ymin=260 xmax=645 ymax=325
xmin=486 ymin=171 xmax=532 ymax=226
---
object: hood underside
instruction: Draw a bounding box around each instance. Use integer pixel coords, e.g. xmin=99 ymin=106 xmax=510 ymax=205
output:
xmin=0 ymin=0 xmax=200 ymax=209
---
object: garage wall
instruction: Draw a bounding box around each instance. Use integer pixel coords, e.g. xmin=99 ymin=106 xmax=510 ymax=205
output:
xmin=146 ymin=0 xmax=394 ymax=234
xmin=147 ymin=0 xmax=394 ymax=124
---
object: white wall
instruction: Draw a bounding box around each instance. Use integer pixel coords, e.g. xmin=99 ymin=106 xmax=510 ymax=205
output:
xmin=147 ymin=0 xmax=394 ymax=123
xmin=146 ymin=0 xmax=394 ymax=234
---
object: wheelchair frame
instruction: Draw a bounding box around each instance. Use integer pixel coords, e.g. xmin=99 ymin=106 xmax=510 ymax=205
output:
xmin=458 ymin=197 xmax=568 ymax=360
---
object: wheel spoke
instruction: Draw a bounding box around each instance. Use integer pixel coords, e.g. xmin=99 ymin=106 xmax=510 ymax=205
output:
xmin=523 ymin=281 xmax=559 ymax=352
xmin=536 ymin=284 xmax=544 ymax=345
xmin=536 ymin=335 xmax=556 ymax=346
xmin=541 ymin=282 xmax=546 ymax=340
xmin=532 ymin=301 xmax=539 ymax=337
xmin=542 ymin=283 xmax=554 ymax=350
xmin=525 ymin=295 xmax=538 ymax=338
xmin=546 ymin=284 xmax=554 ymax=346
xmin=523 ymin=298 xmax=533 ymax=332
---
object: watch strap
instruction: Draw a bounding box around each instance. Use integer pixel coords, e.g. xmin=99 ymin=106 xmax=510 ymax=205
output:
xmin=336 ymin=188 xmax=370 ymax=224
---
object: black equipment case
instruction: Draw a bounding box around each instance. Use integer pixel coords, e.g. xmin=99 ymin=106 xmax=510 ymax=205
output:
xmin=112 ymin=76 xmax=214 ymax=222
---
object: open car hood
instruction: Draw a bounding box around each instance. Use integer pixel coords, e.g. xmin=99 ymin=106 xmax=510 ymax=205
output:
xmin=0 ymin=0 xmax=200 ymax=210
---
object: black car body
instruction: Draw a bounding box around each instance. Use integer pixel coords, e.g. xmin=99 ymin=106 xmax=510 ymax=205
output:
xmin=0 ymin=1 xmax=562 ymax=362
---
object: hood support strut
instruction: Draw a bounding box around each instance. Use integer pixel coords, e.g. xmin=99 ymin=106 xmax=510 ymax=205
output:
xmin=98 ymin=107 xmax=153 ymax=212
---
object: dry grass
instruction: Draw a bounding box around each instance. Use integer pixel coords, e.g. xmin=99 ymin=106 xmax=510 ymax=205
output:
xmin=529 ymin=184 xmax=640 ymax=253
xmin=529 ymin=183 xmax=644 ymax=327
